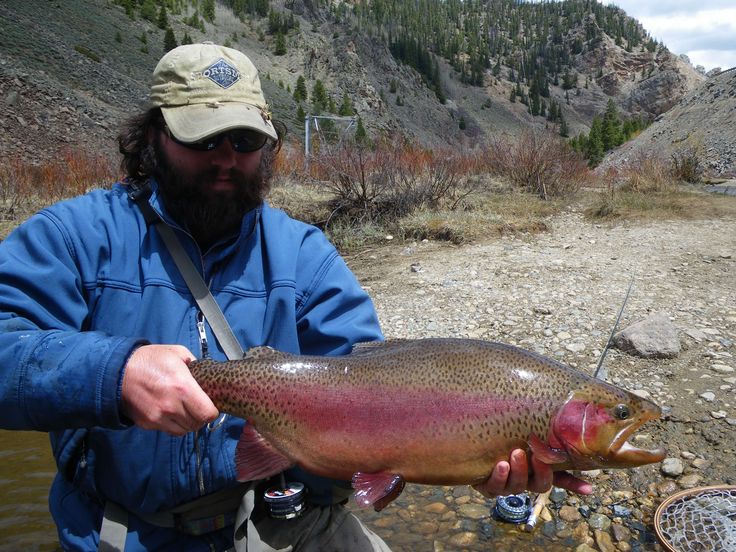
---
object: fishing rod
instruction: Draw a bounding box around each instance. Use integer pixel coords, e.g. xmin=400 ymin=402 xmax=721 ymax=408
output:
xmin=593 ymin=276 xmax=634 ymax=380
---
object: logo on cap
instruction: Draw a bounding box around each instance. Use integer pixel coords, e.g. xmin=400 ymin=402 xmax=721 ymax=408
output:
xmin=203 ymin=58 xmax=240 ymax=89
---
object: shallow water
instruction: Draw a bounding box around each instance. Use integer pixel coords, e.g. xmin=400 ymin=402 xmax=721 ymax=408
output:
xmin=0 ymin=430 xmax=58 ymax=551
xmin=0 ymin=430 xmax=588 ymax=551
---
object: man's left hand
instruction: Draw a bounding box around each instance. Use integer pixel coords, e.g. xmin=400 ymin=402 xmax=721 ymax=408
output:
xmin=473 ymin=449 xmax=593 ymax=497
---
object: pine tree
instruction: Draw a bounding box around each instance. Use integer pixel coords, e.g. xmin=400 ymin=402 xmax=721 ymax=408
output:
xmin=274 ymin=32 xmax=286 ymax=55
xmin=586 ymin=116 xmax=605 ymax=167
xmin=559 ymin=113 xmax=569 ymax=137
xmin=157 ymin=4 xmax=168 ymax=29
xmin=140 ymin=0 xmax=157 ymax=23
xmin=311 ymin=80 xmax=328 ymax=114
xmin=354 ymin=117 xmax=368 ymax=145
xmin=163 ymin=28 xmax=177 ymax=52
xmin=338 ymin=93 xmax=353 ymax=116
xmin=202 ymin=0 xmax=215 ymax=23
xmin=296 ymin=104 xmax=306 ymax=123
xmin=181 ymin=32 xmax=193 ymax=45
xmin=293 ymin=76 xmax=308 ymax=102
xmin=602 ymin=98 xmax=622 ymax=150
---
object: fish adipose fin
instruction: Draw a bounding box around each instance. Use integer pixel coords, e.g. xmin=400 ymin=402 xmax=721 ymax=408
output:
xmin=235 ymin=424 xmax=293 ymax=481
xmin=528 ymin=433 xmax=569 ymax=464
xmin=352 ymin=472 xmax=406 ymax=511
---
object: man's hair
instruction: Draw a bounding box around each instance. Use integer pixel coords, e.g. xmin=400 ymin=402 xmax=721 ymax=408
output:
xmin=117 ymin=107 xmax=285 ymax=180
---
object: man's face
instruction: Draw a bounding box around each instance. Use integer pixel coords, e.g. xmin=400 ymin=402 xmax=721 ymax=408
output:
xmin=152 ymin=128 xmax=272 ymax=247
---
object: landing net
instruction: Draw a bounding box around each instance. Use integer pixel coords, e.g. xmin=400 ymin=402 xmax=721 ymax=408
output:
xmin=655 ymin=485 xmax=736 ymax=552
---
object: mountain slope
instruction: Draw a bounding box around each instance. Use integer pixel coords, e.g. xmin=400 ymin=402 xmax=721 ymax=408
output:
xmin=0 ymin=0 xmax=705 ymax=165
xmin=601 ymin=68 xmax=736 ymax=178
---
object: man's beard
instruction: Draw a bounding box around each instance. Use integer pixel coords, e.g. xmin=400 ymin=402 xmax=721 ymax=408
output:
xmin=152 ymin=141 xmax=272 ymax=249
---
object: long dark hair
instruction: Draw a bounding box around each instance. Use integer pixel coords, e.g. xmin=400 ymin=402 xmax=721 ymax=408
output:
xmin=116 ymin=107 xmax=286 ymax=180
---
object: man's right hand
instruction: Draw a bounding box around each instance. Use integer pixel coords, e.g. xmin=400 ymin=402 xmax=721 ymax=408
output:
xmin=120 ymin=344 xmax=219 ymax=436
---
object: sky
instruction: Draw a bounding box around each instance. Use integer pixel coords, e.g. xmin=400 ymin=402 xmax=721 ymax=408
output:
xmin=604 ymin=0 xmax=736 ymax=72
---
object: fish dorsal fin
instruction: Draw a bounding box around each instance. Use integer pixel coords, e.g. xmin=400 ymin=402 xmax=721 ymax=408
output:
xmin=244 ymin=346 xmax=278 ymax=359
xmin=350 ymin=339 xmax=412 ymax=355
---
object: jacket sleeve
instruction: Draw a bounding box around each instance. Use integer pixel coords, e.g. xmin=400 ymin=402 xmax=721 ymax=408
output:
xmin=294 ymin=233 xmax=383 ymax=355
xmin=0 ymin=210 xmax=142 ymax=431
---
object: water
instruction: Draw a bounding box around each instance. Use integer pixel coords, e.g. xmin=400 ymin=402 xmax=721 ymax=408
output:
xmin=0 ymin=430 xmax=584 ymax=551
xmin=0 ymin=430 xmax=58 ymax=551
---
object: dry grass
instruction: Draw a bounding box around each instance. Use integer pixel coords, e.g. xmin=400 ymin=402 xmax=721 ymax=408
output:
xmin=586 ymin=152 xmax=736 ymax=221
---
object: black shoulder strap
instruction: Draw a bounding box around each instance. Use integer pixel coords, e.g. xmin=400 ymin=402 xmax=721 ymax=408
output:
xmin=128 ymin=180 xmax=244 ymax=360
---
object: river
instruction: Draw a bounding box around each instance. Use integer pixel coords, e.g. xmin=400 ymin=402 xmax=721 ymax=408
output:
xmin=0 ymin=429 xmax=573 ymax=551
xmin=0 ymin=430 xmax=58 ymax=551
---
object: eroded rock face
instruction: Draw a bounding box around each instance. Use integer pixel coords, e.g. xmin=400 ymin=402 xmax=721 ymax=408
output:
xmin=602 ymin=69 xmax=736 ymax=178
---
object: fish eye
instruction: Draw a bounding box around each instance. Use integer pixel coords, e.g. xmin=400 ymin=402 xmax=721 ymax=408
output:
xmin=614 ymin=404 xmax=630 ymax=420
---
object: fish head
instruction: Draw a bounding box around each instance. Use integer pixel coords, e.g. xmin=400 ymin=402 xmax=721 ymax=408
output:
xmin=549 ymin=384 xmax=666 ymax=470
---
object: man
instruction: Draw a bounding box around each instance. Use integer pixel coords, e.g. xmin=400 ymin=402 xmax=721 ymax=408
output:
xmin=0 ymin=43 xmax=588 ymax=551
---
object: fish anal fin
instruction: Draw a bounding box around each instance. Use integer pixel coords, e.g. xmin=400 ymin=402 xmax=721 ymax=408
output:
xmin=528 ymin=433 xmax=569 ymax=465
xmin=235 ymin=424 xmax=293 ymax=481
xmin=351 ymin=472 xmax=405 ymax=511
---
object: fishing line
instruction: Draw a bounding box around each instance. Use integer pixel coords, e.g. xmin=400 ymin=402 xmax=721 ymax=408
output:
xmin=593 ymin=276 xmax=634 ymax=380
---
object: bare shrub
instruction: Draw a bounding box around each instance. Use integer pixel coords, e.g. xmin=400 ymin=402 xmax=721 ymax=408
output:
xmin=0 ymin=149 xmax=117 ymax=218
xmin=485 ymin=130 xmax=588 ymax=199
xmin=618 ymin=152 xmax=673 ymax=193
xmin=671 ymin=146 xmax=704 ymax=183
xmin=310 ymin=139 xmax=483 ymax=226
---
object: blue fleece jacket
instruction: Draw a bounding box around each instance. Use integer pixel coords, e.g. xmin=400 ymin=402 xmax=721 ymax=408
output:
xmin=0 ymin=180 xmax=383 ymax=550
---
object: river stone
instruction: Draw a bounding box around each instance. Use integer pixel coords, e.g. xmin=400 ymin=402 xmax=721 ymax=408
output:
xmin=595 ymin=529 xmax=616 ymax=552
xmin=661 ymin=457 xmax=684 ymax=477
xmin=550 ymin=487 xmax=568 ymax=504
xmin=559 ymin=505 xmax=583 ymax=522
xmin=457 ymin=503 xmax=488 ymax=519
xmin=700 ymin=391 xmax=716 ymax=402
xmin=679 ymin=474 xmax=701 ymax=488
xmin=612 ymin=523 xmax=632 ymax=542
xmin=588 ymin=513 xmax=611 ymax=531
xmin=575 ymin=544 xmax=598 ymax=552
xmin=613 ymin=312 xmax=681 ymax=358
xmin=446 ymin=531 xmax=477 ymax=547
xmin=415 ymin=521 xmax=440 ymax=535
xmin=424 ymin=502 xmax=449 ymax=515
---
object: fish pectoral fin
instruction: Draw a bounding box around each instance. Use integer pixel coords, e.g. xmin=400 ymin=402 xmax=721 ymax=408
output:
xmin=351 ymin=472 xmax=406 ymax=512
xmin=235 ymin=424 xmax=294 ymax=482
xmin=528 ymin=433 xmax=569 ymax=465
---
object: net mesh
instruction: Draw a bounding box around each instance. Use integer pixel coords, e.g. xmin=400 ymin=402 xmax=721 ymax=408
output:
xmin=656 ymin=487 xmax=736 ymax=552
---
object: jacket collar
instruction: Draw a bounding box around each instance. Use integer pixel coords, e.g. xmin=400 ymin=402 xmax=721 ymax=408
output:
xmin=145 ymin=177 xmax=262 ymax=256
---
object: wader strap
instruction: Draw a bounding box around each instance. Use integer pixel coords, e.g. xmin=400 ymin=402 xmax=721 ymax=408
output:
xmin=233 ymin=485 xmax=290 ymax=552
xmin=99 ymin=501 xmax=128 ymax=552
xmin=127 ymin=180 xmax=245 ymax=360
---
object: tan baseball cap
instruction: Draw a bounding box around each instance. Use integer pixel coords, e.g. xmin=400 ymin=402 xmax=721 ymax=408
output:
xmin=150 ymin=42 xmax=277 ymax=142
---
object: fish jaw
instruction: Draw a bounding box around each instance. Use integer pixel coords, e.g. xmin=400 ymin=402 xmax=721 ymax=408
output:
xmin=550 ymin=394 xmax=666 ymax=470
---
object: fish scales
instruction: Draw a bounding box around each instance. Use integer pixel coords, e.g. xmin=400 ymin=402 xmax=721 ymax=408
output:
xmin=189 ymin=338 xmax=665 ymax=505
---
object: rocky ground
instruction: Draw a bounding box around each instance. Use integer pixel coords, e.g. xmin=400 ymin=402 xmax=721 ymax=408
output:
xmin=346 ymin=208 xmax=736 ymax=551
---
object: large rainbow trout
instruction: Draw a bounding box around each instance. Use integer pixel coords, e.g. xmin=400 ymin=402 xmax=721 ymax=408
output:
xmin=189 ymin=338 xmax=665 ymax=509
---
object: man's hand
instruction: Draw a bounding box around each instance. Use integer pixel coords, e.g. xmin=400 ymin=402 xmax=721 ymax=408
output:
xmin=120 ymin=344 xmax=219 ymax=436
xmin=473 ymin=449 xmax=593 ymax=497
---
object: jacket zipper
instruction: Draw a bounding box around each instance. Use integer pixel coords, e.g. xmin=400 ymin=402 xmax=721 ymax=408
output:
xmin=197 ymin=311 xmax=210 ymax=359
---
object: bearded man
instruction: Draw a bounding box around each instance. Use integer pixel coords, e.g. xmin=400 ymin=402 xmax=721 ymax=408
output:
xmin=0 ymin=43 xmax=587 ymax=551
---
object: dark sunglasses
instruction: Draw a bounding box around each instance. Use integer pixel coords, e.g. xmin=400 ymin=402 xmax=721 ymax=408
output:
xmin=164 ymin=127 xmax=270 ymax=153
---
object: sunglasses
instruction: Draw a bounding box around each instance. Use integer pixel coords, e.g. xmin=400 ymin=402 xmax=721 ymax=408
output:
xmin=164 ymin=127 xmax=270 ymax=153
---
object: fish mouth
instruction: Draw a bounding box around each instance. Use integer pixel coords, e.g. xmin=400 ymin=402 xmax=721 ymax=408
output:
xmin=606 ymin=411 xmax=666 ymax=467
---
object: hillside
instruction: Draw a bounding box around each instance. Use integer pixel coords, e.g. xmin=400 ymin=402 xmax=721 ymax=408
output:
xmin=601 ymin=68 xmax=736 ymax=178
xmin=0 ymin=0 xmax=704 ymax=166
